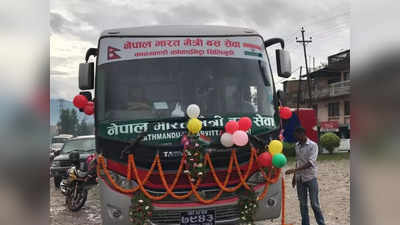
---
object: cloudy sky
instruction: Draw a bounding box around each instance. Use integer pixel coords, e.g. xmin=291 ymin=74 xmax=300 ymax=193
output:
xmin=50 ymin=0 xmax=349 ymax=100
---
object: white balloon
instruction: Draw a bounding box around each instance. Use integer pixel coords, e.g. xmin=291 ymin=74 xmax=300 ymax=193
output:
xmin=186 ymin=104 xmax=200 ymax=118
xmin=220 ymin=133 xmax=234 ymax=147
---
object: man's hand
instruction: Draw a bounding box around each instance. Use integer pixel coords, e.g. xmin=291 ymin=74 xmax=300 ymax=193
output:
xmin=292 ymin=175 xmax=296 ymax=188
xmin=285 ymin=168 xmax=296 ymax=175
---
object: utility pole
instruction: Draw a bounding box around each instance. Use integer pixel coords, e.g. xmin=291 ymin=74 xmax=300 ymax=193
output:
xmin=296 ymin=27 xmax=313 ymax=107
xmin=296 ymin=66 xmax=303 ymax=113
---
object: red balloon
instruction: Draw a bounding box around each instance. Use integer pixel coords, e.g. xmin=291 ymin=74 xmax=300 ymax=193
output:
xmin=84 ymin=102 xmax=94 ymax=115
xmin=279 ymin=106 xmax=292 ymax=119
xmin=225 ymin=121 xmax=239 ymax=134
xmin=73 ymin=94 xmax=88 ymax=109
xmin=238 ymin=117 xmax=252 ymax=131
xmin=257 ymin=152 xmax=272 ymax=168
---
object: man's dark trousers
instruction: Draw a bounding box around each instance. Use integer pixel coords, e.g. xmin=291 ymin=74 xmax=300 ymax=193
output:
xmin=296 ymin=178 xmax=326 ymax=225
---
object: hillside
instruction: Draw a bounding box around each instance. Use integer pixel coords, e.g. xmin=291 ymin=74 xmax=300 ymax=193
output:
xmin=50 ymin=99 xmax=94 ymax=125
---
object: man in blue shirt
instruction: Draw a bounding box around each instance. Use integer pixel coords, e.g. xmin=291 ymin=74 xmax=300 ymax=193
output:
xmin=285 ymin=127 xmax=326 ymax=225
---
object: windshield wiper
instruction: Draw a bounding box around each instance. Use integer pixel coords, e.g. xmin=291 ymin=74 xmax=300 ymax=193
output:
xmin=119 ymin=132 xmax=148 ymax=159
xmin=258 ymin=60 xmax=271 ymax=86
xmin=248 ymin=129 xmax=280 ymax=149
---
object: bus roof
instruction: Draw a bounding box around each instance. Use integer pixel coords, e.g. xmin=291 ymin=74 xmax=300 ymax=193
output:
xmin=100 ymin=25 xmax=259 ymax=38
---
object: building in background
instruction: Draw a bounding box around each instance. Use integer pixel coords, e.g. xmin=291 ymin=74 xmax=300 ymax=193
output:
xmin=283 ymin=49 xmax=350 ymax=138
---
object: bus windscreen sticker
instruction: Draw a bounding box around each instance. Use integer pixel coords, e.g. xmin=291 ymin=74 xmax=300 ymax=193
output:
xmin=98 ymin=36 xmax=266 ymax=65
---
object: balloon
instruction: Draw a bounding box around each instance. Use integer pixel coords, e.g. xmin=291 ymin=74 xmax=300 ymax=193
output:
xmin=279 ymin=106 xmax=292 ymax=119
xmin=257 ymin=152 xmax=272 ymax=168
xmin=268 ymin=140 xmax=283 ymax=155
xmin=84 ymin=101 xmax=94 ymax=115
xmin=187 ymin=118 xmax=202 ymax=134
xmin=220 ymin=133 xmax=234 ymax=147
xmin=73 ymin=94 xmax=88 ymax=109
xmin=232 ymin=130 xmax=248 ymax=146
xmin=272 ymin=153 xmax=287 ymax=168
xmin=225 ymin=121 xmax=239 ymax=134
xmin=238 ymin=117 xmax=252 ymax=131
xmin=186 ymin=104 xmax=200 ymax=118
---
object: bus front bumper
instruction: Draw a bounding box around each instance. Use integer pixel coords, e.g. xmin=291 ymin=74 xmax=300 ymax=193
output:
xmin=99 ymin=178 xmax=281 ymax=225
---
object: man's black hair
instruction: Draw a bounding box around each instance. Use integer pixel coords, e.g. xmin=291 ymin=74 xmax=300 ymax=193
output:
xmin=294 ymin=127 xmax=306 ymax=134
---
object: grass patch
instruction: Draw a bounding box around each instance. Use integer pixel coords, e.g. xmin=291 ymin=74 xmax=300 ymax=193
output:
xmin=286 ymin=152 xmax=350 ymax=164
xmin=317 ymin=152 xmax=350 ymax=161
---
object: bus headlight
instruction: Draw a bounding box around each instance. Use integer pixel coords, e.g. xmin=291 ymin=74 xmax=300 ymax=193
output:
xmin=120 ymin=178 xmax=138 ymax=189
xmin=108 ymin=170 xmax=138 ymax=189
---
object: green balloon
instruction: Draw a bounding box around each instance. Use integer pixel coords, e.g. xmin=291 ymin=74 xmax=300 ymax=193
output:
xmin=272 ymin=153 xmax=287 ymax=168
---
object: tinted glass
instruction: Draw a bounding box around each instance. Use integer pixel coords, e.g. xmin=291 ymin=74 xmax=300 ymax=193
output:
xmin=97 ymin=57 xmax=275 ymax=121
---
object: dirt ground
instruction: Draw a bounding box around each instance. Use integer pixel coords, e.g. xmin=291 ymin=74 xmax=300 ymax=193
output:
xmin=50 ymin=179 xmax=102 ymax=225
xmin=263 ymin=159 xmax=350 ymax=225
xmin=50 ymin=158 xmax=349 ymax=225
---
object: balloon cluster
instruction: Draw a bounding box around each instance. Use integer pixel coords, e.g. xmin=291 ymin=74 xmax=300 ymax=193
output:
xmin=73 ymin=94 xmax=94 ymax=115
xmin=257 ymin=140 xmax=287 ymax=169
xmin=186 ymin=104 xmax=202 ymax=134
xmin=220 ymin=117 xmax=252 ymax=147
xmin=279 ymin=106 xmax=292 ymax=120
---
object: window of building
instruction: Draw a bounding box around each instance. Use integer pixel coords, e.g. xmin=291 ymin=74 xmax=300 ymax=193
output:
xmin=343 ymin=72 xmax=350 ymax=81
xmin=344 ymin=101 xmax=350 ymax=115
xmin=328 ymin=102 xmax=340 ymax=117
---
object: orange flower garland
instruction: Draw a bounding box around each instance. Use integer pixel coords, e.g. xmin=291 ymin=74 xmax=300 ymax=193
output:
xmin=97 ymin=147 xmax=281 ymax=204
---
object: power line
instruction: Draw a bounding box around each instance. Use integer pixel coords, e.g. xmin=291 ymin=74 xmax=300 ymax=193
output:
xmin=281 ymin=11 xmax=350 ymax=41
xmin=285 ymin=21 xmax=349 ymax=47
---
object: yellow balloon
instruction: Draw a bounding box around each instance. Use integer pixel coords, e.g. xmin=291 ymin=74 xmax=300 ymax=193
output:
xmin=187 ymin=118 xmax=202 ymax=134
xmin=268 ymin=140 xmax=283 ymax=155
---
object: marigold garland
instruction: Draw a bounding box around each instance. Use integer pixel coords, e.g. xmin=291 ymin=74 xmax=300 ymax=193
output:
xmin=96 ymin=147 xmax=281 ymax=204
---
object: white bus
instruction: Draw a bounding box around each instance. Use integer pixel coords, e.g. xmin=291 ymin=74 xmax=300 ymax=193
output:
xmin=78 ymin=25 xmax=291 ymax=225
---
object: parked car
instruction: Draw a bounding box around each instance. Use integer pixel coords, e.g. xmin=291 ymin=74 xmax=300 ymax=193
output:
xmin=49 ymin=134 xmax=74 ymax=161
xmin=50 ymin=135 xmax=95 ymax=188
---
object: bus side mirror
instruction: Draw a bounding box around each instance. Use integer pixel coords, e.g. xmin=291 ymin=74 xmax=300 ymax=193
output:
xmin=276 ymin=90 xmax=286 ymax=105
xmin=276 ymin=49 xmax=291 ymax=78
xmin=79 ymin=62 xmax=94 ymax=90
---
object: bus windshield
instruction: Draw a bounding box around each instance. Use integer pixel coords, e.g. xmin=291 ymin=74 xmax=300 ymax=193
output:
xmin=97 ymin=57 xmax=276 ymax=122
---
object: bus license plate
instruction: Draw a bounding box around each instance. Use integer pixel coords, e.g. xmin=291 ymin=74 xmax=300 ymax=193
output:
xmin=180 ymin=209 xmax=215 ymax=225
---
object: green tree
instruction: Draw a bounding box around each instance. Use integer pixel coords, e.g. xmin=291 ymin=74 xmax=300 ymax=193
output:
xmin=282 ymin=142 xmax=296 ymax=157
xmin=77 ymin=119 xmax=92 ymax=135
xmin=57 ymin=109 xmax=79 ymax=135
xmin=320 ymin=132 xmax=340 ymax=154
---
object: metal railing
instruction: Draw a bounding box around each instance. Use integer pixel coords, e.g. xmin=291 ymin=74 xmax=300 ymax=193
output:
xmin=329 ymin=80 xmax=351 ymax=96
xmin=300 ymin=80 xmax=351 ymax=100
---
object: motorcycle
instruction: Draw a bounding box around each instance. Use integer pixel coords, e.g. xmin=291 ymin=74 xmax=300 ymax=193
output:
xmin=60 ymin=151 xmax=97 ymax=211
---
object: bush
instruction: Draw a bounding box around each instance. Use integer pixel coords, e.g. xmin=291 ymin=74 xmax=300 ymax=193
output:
xmin=319 ymin=132 xmax=340 ymax=154
xmin=283 ymin=142 xmax=296 ymax=157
